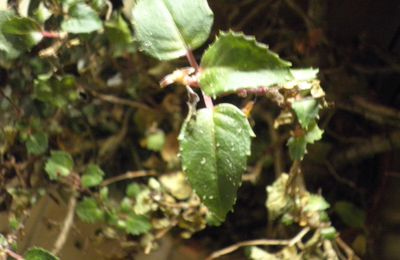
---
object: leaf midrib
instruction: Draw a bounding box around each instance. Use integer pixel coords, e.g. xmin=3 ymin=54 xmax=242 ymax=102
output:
xmin=160 ymin=0 xmax=189 ymax=51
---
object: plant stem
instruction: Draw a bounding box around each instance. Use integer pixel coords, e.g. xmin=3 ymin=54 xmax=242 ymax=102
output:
xmin=101 ymin=170 xmax=157 ymax=186
xmin=186 ymin=50 xmax=214 ymax=110
xmin=5 ymin=249 xmax=24 ymax=260
xmin=206 ymin=227 xmax=310 ymax=259
xmin=52 ymin=194 xmax=77 ymax=255
xmin=41 ymin=31 xmax=61 ymax=39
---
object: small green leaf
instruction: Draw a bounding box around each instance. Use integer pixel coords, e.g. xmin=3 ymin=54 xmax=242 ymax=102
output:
xmin=132 ymin=0 xmax=213 ymax=60
xmin=26 ymin=132 xmax=48 ymax=155
xmin=2 ymin=16 xmax=43 ymax=50
xmin=105 ymin=14 xmax=135 ymax=56
xmin=25 ymin=247 xmax=59 ymax=260
xmin=61 ymin=3 xmax=102 ymax=33
xmin=33 ymin=2 xmax=52 ymax=23
xmin=304 ymin=195 xmax=330 ymax=212
xmin=126 ymin=183 xmax=142 ymax=198
xmin=34 ymin=75 xmax=78 ymax=108
xmin=146 ymin=131 xmax=165 ymax=151
xmin=292 ymin=98 xmax=319 ymax=129
xmin=334 ymin=201 xmax=365 ymax=229
xmin=0 ymin=11 xmax=20 ymax=58
xmin=124 ymin=213 xmax=152 ymax=235
xmin=99 ymin=187 xmax=109 ymax=201
xmin=45 ymin=151 xmax=74 ymax=180
xmin=320 ymin=226 xmax=337 ymax=240
xmin=179 ymin=103 xmax=255 ymax=222
xmin=200 ymin=31 xmax=293 ymax=98
xmin=81 ymin=164 xmax=105 ymax=188
xmin=287 ymin=122 xmax=323 ymax=160
xmin=76 ymin=197 xmax=104 ymax=223
xmin=120 ymin=197 xmax=132 ymax=213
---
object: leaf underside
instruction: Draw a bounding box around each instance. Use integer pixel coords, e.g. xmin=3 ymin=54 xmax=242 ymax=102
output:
xmin=179 ymin=103 xmax=254 ymax=222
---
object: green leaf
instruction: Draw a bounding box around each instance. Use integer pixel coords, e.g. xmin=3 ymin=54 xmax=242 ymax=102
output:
xmin=132 ymin=0 xmax=213 ymax=60
xmin=81 ymin=164 xmax=105 ymax=188
xmin=120 ymin=197 xmax=132 ymax=213
xmin=334 ymin=201 xmax=365 ymax=229
xmin=2 ymin=16 xmax=43 ymax=50
xmin=33 ymin=2 xmax=52 ymax=23
xmin=25 ymin=247 xmax=59 ymax=260
xmin=0 ymin=11 xmax=20 ymax=58
xmin=146 ymin=131 xmax=165 ymax=151
xmin=304 ymin=195 xmax=330 ymax=212
xmin=26 ymin=132 xmax=48 ymax=155
xmin=126 ymin=183 xmax=142 ymax=198
xmin=320 ymin=226 xmax=337 ymax=240
xmin=61 ymin=3 xmax=102 ymax=34
xmin=287 ymin=122 xmax=323 ymax=160
xmin=179 ymin=103 xmax=255 ymax=222
xmin=292 ymin=98 xmax=319 ymax=129
xmin=124 ymin=213 xmax=152 ymax=235
xmin=34 ymin=75 xmax=78 ymax=108
xmin=105 ymin=14 xmax=135 ymax=56
xmin=290 ymin=68 xmax=318 ymax=81
xmin=199 ymin=31 xmax=293 ymax=98
xmin=76 ymin=197 xmax=104 ymax=223
xmin=45 ymin=151 xmax=74 ymax=180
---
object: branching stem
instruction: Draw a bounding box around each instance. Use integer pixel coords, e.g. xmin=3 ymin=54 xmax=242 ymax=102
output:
xmin=206 ymin=227 xmax=310 ymax=259
xmin=186 ymin=50 xmax=214 ymax=110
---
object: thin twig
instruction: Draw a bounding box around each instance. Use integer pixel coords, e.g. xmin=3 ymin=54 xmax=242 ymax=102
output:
xmin=263 ymin=113 xmax=284 ymax=178
xmin=335 ymin=237 xmax=361 ymax=260
xmin=5 ymin=249 xmax=25 ymax=260
xmin=235 ymin=0 xmax=272 ymax=30
xmin=332 ymin=131 xmax=400 ymax=168
xmin=324 ymin=161 xmax=358 ymax=190
xmin=89 ymin=90 xmax=153 ymax=111
xmin=52 ymin=194 xmax=77 ymax=255
xmin=284 ymin=0 xmax=315 ymax=31
xmin=206 ymin=227 xmax=310 ymax=260
xmin=0 ymin=88 xmax=22 ymax=117
xmin=186 ymin=50 xmax=214 ymax=110
xmin=101 ymin=170 xmax=157 ymax=186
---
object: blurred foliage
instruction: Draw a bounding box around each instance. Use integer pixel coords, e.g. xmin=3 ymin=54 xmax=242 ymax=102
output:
xmin=1 ymin=0 xmax=399 ymax=259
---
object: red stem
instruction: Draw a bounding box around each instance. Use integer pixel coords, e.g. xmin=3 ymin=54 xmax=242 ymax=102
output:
xmin=41 ymin=31 xmax=60 ymax=39
xmin=186 ymin=50 xmax=214 ymax=110
xmin=5 ymin=249 xmax=25 ymax=260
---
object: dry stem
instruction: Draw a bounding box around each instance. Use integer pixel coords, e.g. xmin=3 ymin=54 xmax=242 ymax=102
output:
xmin=52 ymin=194 xmax=77 ymax=255
xmin=206 ymin=227 xmax=310 ymax=260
